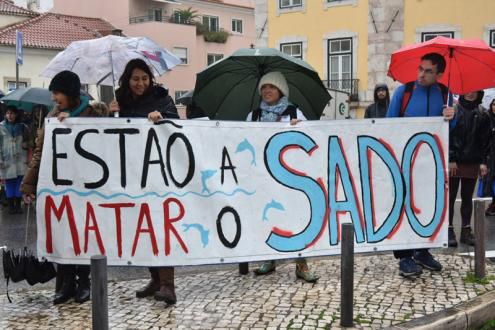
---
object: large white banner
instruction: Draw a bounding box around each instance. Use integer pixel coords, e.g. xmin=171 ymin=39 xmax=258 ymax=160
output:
xmin=36 ymin=117 xmax=449 ymax=266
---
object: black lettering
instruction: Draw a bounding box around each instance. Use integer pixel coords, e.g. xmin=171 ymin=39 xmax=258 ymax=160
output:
xmin=75 ymin=129 xmax=109 ymax=189
xmin=104 ymin=128 xmax=139 ymax=188
xmin=141 ymin=128 xmax=168 ymax=188
xmin=52 ymin=128 xmax=72 ymax=186
xmin=216 ymin=206 xmax=241 ymax=248
xmin=220 ymin=147 xmax=238 ymax=184
xmin=166 ymin=133 xmax=195 ymax=188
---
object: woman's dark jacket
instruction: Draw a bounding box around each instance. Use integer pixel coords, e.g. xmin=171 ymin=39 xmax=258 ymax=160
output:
xmin=115 ymin=85 xmax=179 ymax=119
xmin=449 ymin=102 xmax=489 ymax=164
xmin=484 ymin=110 xmax=495 ymax=173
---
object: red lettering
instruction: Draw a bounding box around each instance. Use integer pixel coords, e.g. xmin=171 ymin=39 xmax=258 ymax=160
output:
xmin=84 ymin=202 xmax=105 ymax=255
xmin=99 ymin=203 xmax=135 ymax=257
xmin=132 ymin=203 xmax=159 ymax=256
xmin=163 ymin=198 xmax=188 ymax=255
xmin=44 ymin=195 xmax=81 ymax=255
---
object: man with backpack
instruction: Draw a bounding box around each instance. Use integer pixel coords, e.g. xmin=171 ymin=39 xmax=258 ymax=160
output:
xmin=386 ymin=52 xmax=456 ymax=277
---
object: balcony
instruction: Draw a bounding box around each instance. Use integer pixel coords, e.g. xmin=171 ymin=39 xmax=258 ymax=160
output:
xmin=323 ymin=78 xmax=359 ymax=101
xmin=129 ymin=15 xmax=170 ymax=24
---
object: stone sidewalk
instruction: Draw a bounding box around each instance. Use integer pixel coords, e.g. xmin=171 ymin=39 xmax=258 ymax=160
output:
xmin=1 ymin=252 xmax=494 ymax=329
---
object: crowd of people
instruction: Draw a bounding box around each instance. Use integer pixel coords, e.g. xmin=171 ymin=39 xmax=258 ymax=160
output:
xmin=1 ymin=51 xmax=494 ymax=306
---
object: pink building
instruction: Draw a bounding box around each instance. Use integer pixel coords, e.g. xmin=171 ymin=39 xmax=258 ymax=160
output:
xmin=51 ymin=0 xmax=255 ymax=104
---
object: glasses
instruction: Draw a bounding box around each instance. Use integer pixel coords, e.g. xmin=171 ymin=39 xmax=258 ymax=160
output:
xmin=418 ymin=66 xmax=437 ymax=75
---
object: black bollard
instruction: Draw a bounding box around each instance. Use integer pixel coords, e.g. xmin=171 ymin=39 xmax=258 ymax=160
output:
xmin=474 ymin=200 xmax=486 ymax=279
xmin=340 ymin=223 xmax=354 ymax=327
xmin=91 ymin=255 xmax=108 ymax=330
xmin=239 ymin=262 xmax=249 ymax=275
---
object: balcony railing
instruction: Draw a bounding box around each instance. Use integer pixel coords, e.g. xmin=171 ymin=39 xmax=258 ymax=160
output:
xmin=129 ymin=15 xmax=197 ymax=25
xmin=322 ymin=78 xmax=359 ymax=101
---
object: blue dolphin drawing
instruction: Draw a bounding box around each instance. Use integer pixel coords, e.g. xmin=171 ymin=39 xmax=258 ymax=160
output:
xmin=236 ymin=138 xmax=256 ymax=166
xmin=201 ymin=169 xmax=217 ymax=194
xmin=262 ymin=199 xmax=285 ymax=221
xmin=182 ymin=223 xmax=209 ymax=247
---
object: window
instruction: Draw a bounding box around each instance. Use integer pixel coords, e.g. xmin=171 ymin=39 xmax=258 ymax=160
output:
xmin=232 ymin=19 xmax=243 ymax=33
xmin=421 ymin=31 xmax=454 ymax=42
xmin=7 ymin=81 xmax=27 ymax=91
xmin=207 ymin=53 xmax=223 ymax=66
xmin=279 ymin=0 xmax=302 ymax=8
xmin=148 ymin=8 xmax=163 ymax=22
xmin=280 ymin=42 xmax=303 ymax=59
xmin=175 ymin=90 xmax=188 ymax=105
xmin=490 ymin=30 xmax=495 ymax=48
xmin=203 ymin=15 xmax=219 ymax=32
xmin=173 ymin=47 xmax=188 ymax=64
xmin=327 ymin=38 xmax=353 ymax=91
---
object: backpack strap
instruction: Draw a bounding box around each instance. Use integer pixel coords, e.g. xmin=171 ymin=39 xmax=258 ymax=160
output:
xmin=400 ymin=81 xmax=416 ymax=117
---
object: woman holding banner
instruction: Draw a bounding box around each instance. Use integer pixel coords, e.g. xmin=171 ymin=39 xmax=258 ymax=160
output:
xmin=109 ymin=58 xmax=179 ymax=305
xmin=448 ymin=90 xmax=489 ymax=247
xmin=21 ymin=70 xmax=107 ymax=305
xmin=247 ymin=71 xmax=319 ymax=283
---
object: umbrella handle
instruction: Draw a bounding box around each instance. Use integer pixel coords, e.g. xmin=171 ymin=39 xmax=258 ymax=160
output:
xmin=24 ymin=204 xmax=30 ymax=247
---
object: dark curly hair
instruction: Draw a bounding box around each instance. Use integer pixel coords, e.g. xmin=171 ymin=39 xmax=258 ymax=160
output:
xmin=116 ymin=58 xmax=155 ymax=106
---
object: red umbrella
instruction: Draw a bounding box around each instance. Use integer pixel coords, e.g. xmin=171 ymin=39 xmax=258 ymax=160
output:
xmin=388 ymin=36 xmax=495 ymax=95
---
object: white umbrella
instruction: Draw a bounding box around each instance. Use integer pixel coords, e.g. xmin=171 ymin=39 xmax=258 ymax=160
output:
xmin=41 ymin=35 xmax=181 ymax=87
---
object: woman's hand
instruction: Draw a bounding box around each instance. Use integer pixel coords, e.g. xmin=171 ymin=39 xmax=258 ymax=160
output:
xmin=480 ymin=164 xmax=488 ymax=177
xmin=449 ymin=162 xmax=458 ymax=176
xmin=23 ymin=193 xmax=35 ymax=204
xmin=148 ymin=110 xmax=163 ymax=123
xmin=57 ymin=112 xmax=69 ymax=122
xmin=109 ymin=100 xmax=120 ymax=114
xmin=290 ymin=118 xmax=301 ymax=126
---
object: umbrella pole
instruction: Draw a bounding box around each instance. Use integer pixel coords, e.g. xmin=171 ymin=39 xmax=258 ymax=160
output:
xmin=446 ymin=47 xmax=454 ymax=106
xmin=110 ymin=52 xmax=119 ymax=118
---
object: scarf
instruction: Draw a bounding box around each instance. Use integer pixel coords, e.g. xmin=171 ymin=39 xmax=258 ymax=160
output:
xmin=259 ymin=96 xmax=290 ymax=122
xmin=60 ymin=95 xmax=89 ymax=118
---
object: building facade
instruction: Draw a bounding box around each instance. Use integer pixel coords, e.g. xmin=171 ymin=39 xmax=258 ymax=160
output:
xmin=52 ymin=0 xmax=256 ymax=105
xmin=257 ymin=0 xmax=495 ymax=118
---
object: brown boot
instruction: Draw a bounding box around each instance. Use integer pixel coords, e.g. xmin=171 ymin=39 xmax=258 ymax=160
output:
xmin=136 ymin=268 xmax=160 ymax=298
xmin=154 ymin=267 xmax=176 ymax=304
xmin=460 ymin=226 xmax=475 ymax=246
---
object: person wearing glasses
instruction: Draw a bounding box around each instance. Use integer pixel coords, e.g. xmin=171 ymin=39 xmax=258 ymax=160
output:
xmin=386 ymin=52 xmax=455 ymax=278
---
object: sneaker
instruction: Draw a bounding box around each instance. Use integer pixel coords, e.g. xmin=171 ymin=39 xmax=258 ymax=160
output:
xmin=399 ymin=257 xmax=423 ymax=277
xmin=414 ymin=251 xmax=442 ymax=271
xmin=253 ymin=261 xmax=276 ymax=275
xmin=485 ymin=203 xmax=495 ymax=216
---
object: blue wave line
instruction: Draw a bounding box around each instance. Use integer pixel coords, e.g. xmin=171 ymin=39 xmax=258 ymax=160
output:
xmin=37 ymin=188 xmax=256 ymax=200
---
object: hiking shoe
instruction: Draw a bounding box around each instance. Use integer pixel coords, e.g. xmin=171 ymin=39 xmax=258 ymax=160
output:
xmin=399 ymin=257 xmax=423 ymax=277
xmin=253 ymin=261 xmax=276 ymax=275
xmin=448 ymin=227 xmax=458 ymax=247
xmin=295 ymin=261 xmax=319 ymax=283
xmin=414 ymin=251 xmax=442 ymax=271
xmin=460 ymin=227 xmax=475 ymax=246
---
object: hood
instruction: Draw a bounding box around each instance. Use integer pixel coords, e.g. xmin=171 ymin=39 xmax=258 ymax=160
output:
xmin=373 ymin=83 xmax=390 ymax=104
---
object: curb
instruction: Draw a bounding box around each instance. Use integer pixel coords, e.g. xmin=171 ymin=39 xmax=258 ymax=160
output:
xmin=387 ymin=289 xmax=495 ymax=330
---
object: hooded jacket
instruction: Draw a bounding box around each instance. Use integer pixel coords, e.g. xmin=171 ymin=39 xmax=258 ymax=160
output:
xmin=364 ymin=84 xmax=390 ymax=119
xmin=115 ymin=85 xmax=179 ymax=119
xmin=449 ymin=92 xmax=489 ymax=164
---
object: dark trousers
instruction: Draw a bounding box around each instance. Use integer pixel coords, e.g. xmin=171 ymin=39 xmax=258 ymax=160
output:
xmin=393 ymin=248 xmax=429 ymax=259
xmin=449 ymin=176 xmax=476 ymax=227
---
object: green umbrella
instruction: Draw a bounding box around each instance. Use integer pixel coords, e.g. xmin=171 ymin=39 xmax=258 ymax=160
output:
xmin=0 ymin=87 xmax=54 ymax=112
xmin=193 ymin=48 xmax=331 ymax=120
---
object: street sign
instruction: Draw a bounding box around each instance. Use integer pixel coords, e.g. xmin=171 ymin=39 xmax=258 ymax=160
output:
xmin=16 ymin=30 xmax=23 ymax=65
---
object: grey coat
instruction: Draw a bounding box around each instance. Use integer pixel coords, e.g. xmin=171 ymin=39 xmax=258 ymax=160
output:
xmin=0 ymin=120 xmax=29 ymax=180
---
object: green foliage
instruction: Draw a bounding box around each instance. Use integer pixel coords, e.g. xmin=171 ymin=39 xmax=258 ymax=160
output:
xmin=479 ymin=319 xmax=495 ymax=330
xmin=463 ymin=272 xmax=495 ymax=285
xmin=171 ymin=7 xmax=198 ymax=24
xmin=195 ymin=23 xmax=229 ymax=43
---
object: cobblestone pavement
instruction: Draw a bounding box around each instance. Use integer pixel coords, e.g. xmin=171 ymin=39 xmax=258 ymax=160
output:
xmin=1 ymin=252 xmax=494 ymax=329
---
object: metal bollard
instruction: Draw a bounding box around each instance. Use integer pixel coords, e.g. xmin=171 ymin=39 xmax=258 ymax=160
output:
xmin=91 ymin=255 xmax=108 ymax=330
xmin=239 ymin=262 xmax=249 ymax=275
xmin=340 ymin=223 xmax=354 ymax=327
xmin=473 ymin=199 xmax=486 ymax=279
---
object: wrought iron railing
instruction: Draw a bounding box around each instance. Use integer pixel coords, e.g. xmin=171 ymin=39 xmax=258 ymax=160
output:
xmin=129 ymin=15 xmax=170 ymax=24
xmin=322 ymin=78 xmax=359 ymax=101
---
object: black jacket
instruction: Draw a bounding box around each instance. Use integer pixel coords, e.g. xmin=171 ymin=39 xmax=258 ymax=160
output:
xmin=364 ymin=83 xmax=390 ymax=119
xmin=449 ymin=103 xmax=489 ymax=164
xmin=115 ymin=85 xmax=179 ymax=119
